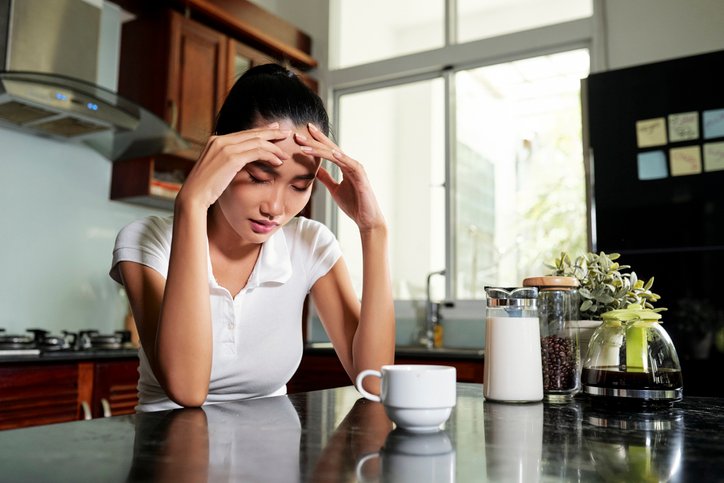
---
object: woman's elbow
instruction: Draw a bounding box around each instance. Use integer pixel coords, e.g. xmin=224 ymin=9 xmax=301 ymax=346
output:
xmin=166 ymin=384 xmax=208 ymax=408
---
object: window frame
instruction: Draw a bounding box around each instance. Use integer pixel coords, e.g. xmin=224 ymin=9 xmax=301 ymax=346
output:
xmin=321 ymin=3 xmax=603 ymax=302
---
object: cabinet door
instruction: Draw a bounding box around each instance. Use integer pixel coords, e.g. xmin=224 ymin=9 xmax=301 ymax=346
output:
xmin=0 ymin=363 xmax=84 ymax=430
xmin=168 ymin=12 xmax=228 ymax=148
xmin=226 ymin=39 xmax=319 ymax=94
xmin=92 ymin=359 xmax=140 ymax=418
xmin=226 ymin=39 xmax=270 ymax=91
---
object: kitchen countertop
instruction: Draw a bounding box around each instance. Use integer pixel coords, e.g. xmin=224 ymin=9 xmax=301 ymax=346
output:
xmin=1 ymin=383 xmax=722 ymax=482
xmin=0 ymin=348 xmax=139 ymax=363
xmin=306 ymin=342 xmax=485 ymax=360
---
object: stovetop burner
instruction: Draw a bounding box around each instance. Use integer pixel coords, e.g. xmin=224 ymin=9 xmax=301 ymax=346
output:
xmin=0 ymin=328 xmax=134 ymax=355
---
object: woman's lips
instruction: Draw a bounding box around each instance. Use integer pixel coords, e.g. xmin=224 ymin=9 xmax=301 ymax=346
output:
xmin=249 ymin=219 xmax=279 ymax=234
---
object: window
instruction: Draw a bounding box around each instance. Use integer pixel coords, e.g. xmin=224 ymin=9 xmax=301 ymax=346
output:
xmin=454 ymin=50 xmax=590 ymax=297
xmin=336 ymin=78 xmax=445 ymax=298
xmin=329 ymin=0 xmax=593 ymax=302
xmin=330 ymin=0 xmax=445 ymax=69
xmin=457 ymin=0 xmax=593 ymax=44
xmin=330 ymin=0 xmax=592 ymax=69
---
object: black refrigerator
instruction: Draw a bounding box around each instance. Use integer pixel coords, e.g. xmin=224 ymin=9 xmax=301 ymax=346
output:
xmin=585 ymin=49 xmax=724 ymax=396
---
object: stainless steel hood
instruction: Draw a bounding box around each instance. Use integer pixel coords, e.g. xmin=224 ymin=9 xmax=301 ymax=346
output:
xmin=0 ymin=0 xmax=188 ymax=161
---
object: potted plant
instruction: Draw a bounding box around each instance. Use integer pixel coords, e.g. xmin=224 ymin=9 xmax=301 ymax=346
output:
xmin=546 ymin=251 xmax=667 ymax=360
xmin=547 ymin=251 xmax=665 ymax=318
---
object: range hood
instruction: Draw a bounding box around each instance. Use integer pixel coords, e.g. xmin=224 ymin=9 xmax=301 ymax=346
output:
xmin=0 ymin=0 xmax=187 ymax=161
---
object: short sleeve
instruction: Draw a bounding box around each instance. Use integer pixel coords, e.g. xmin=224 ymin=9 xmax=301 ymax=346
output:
xmin=109 ymin=215 xmax=174 ymax=284
xmin=293 ymin=218 xmax=342 ymax=292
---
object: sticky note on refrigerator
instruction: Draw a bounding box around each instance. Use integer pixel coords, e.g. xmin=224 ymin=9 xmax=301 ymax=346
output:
xmin=669 ymin=146 xmax=702 ymax=176
xmin=636 ymin=117 xmax=667 ymax=148
xmin=637 ymin=151 xmax=668 ymax=180
xmin=668 ymin=112 xmax=699 ymax=142
xmin=703 ymin=109 xmax=724 ymax=139
xmin=703 ymin=142 xmax=724 ymax=172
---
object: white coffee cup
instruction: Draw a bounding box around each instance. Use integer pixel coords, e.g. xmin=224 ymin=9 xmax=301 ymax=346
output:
xmin=355 ymin=364 xmax=457 ymax=432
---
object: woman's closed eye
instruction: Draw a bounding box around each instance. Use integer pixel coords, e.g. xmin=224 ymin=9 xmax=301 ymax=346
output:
xmin=248 ymin=172 xmax=272 ymax=184
xmin=292 ymin=182 xmax=313 ymax=192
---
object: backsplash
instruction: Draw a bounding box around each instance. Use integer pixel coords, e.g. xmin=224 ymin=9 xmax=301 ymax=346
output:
xmin=308 ymin=300 xmax=487 ymax=349
xmin=0 ymin=128 xmax=166 ymax=335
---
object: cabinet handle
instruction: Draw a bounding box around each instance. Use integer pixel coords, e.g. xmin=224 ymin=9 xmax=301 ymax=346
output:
xmin=168 ymin=100 xmax=178 ymax=130
xmin=81 ymin=401 xmax=92 ymax=420
xmin=101 ymin=398 xmax=112 ymax=418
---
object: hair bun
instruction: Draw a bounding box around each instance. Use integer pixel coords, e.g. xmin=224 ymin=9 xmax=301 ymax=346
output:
xmin=246 ymin=63 xmax=294 ymax=78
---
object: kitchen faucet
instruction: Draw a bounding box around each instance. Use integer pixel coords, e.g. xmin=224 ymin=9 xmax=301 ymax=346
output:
xmin=421 ymin=270 xmax=455 ymax=349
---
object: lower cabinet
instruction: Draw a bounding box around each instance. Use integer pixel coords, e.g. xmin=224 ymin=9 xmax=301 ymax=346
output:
xmin=0 ymin=358 xmax=139 ymax=430
xmin=92 ymin=360 xmax=141 ymax=418
xmin=287 ymin=351 xmax=484 ymax=394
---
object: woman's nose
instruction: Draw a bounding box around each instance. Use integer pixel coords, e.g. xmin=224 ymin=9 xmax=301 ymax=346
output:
xmin=260 ymin=187 xmax=284 ymax=219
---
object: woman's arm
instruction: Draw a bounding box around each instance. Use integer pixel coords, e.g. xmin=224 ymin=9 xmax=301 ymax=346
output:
xmin=301 ymin=124 xmax=396 ymax=391
xmin=311 ymin=230 xmax=395 ymax=392
xmin=120 ymin=124 xmax=292 ymax=407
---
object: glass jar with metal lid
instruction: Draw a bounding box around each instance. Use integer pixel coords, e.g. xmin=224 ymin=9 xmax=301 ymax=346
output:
xmin=523 ymin=276 xmax=581 ymax=401
xmin=484 ymin=286 xmax=543 ymax=402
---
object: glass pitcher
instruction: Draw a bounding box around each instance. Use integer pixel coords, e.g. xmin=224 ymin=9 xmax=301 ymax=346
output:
xmin=581 ymin=304 xmax=683 ymax=406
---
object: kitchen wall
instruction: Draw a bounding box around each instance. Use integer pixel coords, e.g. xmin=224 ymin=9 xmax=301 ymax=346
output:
xmin=601 ymin=0 xmax=724 ymax=70
xmin=0 ymin=127 xmax=166 ymax=334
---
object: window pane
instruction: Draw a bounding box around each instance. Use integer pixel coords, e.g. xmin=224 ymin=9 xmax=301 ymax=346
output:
xmin=330 ymin=0 xmax=445 ymax=69
xmin=337 ymin=79 xmax=445 ymax=300
xmin=455 ymin=49 xmax=590 ymax=298
xmin=457 ymin=0 xmax=592 ymax=44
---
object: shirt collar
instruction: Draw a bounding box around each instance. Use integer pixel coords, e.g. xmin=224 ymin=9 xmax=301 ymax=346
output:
xmin=246 ymin=227 xmax=292 ymax=288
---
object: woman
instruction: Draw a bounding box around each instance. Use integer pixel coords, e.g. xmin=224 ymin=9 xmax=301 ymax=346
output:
xmin=110 ymin=64 xmax=395 ymax=411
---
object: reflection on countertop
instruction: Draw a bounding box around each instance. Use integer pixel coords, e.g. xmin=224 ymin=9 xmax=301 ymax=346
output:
xmin=2 ymin=384 xmax=724 ymax=482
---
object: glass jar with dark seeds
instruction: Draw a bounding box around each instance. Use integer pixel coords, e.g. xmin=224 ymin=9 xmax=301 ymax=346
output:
xmin=523 ymin=276 xmax=582 ymax=401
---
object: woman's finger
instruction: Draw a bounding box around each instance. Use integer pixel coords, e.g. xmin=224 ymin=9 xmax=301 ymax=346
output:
xmin=297 ymin=140 xmax=356 ymax=173
xmin=208 ymin=136 xmax=290 ymax=166
xmin=215 ymin=125 xmax=292 ymax=149
xmin=315 ymin=167 xmax=339 ymax=192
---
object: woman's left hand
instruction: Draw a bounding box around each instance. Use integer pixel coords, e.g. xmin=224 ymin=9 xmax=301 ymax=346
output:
xmin=296 ymin=124 xmax=386 ymax=233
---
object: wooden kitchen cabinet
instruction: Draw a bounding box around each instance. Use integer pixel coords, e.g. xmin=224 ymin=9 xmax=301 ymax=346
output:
xmin=119 ymin=9 xmax=228 ymax=155
xmin=110 ymin=152 xmax=195 ymax=210
xmin=0 ymin=358 xmax=139 ymax=430
xmin=113 ymin=10 xmax=228 ymax=207
xmin=0 ymin=362 xmax=86 ymax=430
xmin=92 ymin=360 xmax=140 ymax=418
xmin=226 ymin=38 xmax=319 ymax=93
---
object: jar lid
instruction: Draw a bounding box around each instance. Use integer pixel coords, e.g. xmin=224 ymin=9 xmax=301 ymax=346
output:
xmin=484 ymin=286 xmax=538 ymax=307
xmin=522 ymin=276 xmax=579 ymax=289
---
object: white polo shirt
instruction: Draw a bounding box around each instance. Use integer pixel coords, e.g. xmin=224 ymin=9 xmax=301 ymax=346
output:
xmin=110 ymin=215 xmax=341 ymax=412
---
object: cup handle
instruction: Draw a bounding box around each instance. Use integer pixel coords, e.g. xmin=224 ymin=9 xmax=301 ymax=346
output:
xmin=355 ymin=369 xmax=382 ymax=402
xmin=355 ymin=452 xmax=381 ymax=482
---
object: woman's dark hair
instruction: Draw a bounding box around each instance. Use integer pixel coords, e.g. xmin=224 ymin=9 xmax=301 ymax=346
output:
xmin=215 ymin=63 xmax=329 ymax=136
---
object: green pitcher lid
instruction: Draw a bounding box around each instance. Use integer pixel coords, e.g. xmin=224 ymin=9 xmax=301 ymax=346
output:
xmin=601 ymin=303 xmax=662 ymax=322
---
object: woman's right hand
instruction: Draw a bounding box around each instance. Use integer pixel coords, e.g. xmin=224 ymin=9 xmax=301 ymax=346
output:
xmin=176 ymin=122 xmax=292 ymax=210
